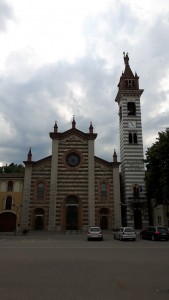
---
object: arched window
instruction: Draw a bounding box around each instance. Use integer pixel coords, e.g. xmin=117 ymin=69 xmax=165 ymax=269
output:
xmin=127 ymin=102 xmax=136 ymax=115
xmin=5 ymin=196 xmax=12 ymax=210
xmin=7 ymin=181 xmax=13 ymax=192
xmin=128 ymin=133 xmax=138 ymax=144
xmin=101 ymin=182 xmax=107 ymax=202
xmin=37 ymin=182 xmax=44 ymax=201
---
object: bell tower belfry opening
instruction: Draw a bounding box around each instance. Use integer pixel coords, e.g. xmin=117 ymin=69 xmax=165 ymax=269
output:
xmin=115 ymin=53 xmax=148 ymax=229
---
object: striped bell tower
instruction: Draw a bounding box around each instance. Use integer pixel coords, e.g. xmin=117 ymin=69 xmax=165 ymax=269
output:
xmin=115 ymin=53 xmax=148 ymax=229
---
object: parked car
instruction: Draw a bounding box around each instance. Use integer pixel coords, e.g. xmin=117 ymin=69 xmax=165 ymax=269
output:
xmin=140 ymin=226 xmax=169 ymax=241
xmin=87 ymin=226 xmax=103 ymax=241
xmin=113 ymin=227 xmax=136 ymax=241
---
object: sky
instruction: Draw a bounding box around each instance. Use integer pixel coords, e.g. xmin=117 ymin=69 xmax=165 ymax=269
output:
xmin=0 ymin=0 xmax=169 ymax=166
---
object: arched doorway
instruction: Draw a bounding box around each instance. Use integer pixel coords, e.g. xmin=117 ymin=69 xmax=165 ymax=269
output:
xmin=134 ymin=210 xmax=142 ymax=229
xmin=65 ymin=196 xmax=79 ymax=230
xmin=0 ymin=212 xmax=16 ymax=232
xmin=34 ymin=208 xmax=45 ymax=230
xmin=100 ymin=208 xmax=109 ymax=229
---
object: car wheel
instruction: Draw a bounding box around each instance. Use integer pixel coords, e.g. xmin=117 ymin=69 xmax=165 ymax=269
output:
xmin=119 ymin=236 xmax=122 ymax=241
xmin=151 ymin=235 xmax=155 ymax=241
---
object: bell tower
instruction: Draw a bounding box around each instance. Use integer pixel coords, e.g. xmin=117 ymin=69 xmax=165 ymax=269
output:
xmin=115 ymin=53 xmax=148 ymax=229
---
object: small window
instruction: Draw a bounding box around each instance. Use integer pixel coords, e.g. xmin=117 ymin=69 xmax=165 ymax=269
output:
xmin=7 ymin=181 xmax=13 ymax=192
xmin=128 ymin=133 xmax=138 ymax=144
xmin=125 ymin=79 xmax=135 ymax=88
xmin=101 ymin=182 xmax=107 ymax=202
xmin=5 ymin=196 xmax=12 ymax=209
xmin=127 ymin=102 xmax=136 ymax=115
xmin=37 ymin=182 xmax=44 ymax=201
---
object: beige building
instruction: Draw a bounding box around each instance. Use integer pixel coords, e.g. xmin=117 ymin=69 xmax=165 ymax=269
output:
xmin=152 ymin=204 xmax=169 ymax=228
xmin=21 ymin=118 xmax=121 ymax=232
xmin=0 ymin=173 xmax=24 ymax=232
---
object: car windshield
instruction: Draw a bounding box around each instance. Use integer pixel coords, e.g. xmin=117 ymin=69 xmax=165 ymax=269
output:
xmin=124 ymin=227 xmax=134 ymax=232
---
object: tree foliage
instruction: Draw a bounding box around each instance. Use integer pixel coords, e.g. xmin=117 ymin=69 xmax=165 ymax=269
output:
xmin=0 ymin=163 xmax=25 ymax=173
xmin=145 ymin=130 xmax=169 ymax=206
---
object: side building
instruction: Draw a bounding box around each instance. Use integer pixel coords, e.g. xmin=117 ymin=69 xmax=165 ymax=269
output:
xmin=21 ymin=119 xmax=121 ymax=232
xmin=0 ymin=173 xmax=24 ymax=232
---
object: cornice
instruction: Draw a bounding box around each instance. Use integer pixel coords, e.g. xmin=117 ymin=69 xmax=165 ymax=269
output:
xmin=50 ymin=128 xmax=97 ymax=141
xmin=115 ymin=89 xmax=144 ymax=103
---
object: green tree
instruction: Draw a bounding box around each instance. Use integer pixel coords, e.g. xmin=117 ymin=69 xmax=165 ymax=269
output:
xmin=0 ymin=163 xmax=25 ymax=173
xmin=145 ymin=129 xmax=169 ymax=206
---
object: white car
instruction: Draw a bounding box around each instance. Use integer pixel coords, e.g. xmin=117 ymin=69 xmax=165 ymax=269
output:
xmin=87 ymin=226 xmax=103 ymax=241
xmin=113 ymin=227 xmax=136 ymax=241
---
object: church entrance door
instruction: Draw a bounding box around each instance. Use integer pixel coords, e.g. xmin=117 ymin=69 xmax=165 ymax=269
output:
xmin=66 ymin=205 xmax=78 ymax=230
xmin=62 ymin=195 xmax=81 ymax=231
xmin=100 ymin=215 xmax=108 ymax=229
xmin=35 ymin=215 xmax=44 ymax=230
xmin=34 ymin=208 xmax=44 ymax=230
xmin=99 ymin=208 xmax=109 ymax=229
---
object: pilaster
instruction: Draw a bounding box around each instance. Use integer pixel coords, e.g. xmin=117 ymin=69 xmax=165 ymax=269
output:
xmin=21 ymin=164 xmax=32 ymax=230
xmin=48 ymin=139 xmax=59 ymax=231
xmin=88 ymin=139 xmax=95 ymax=225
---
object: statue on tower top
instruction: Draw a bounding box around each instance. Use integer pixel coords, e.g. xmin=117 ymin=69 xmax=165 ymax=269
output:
xmin=123 ymin=52 xmax=129 ymax=66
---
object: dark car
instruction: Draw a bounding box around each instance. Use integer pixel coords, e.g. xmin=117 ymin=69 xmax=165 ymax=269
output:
xmin=140 ymin=226 xmax=169 ymax=241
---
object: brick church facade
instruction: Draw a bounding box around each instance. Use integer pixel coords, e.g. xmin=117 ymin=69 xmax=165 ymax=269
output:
xmin=21 ymin=118 xmax=121 ymax=231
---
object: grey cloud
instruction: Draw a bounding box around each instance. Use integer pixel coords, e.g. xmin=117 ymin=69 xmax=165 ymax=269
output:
xmin=0 ymin=0 xmax=13 ymax=31
xmin=0 ymin=56 xmax=120 ymax=164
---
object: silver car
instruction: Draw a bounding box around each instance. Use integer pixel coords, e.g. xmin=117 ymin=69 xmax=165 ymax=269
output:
xmin=87 ymin=226 xmax=103 ymax=241
xmin=113 ymin=227 xmax=136 ymax=241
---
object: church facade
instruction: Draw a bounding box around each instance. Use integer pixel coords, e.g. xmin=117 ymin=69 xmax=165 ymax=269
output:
xmin=21 ymin=119 xmax=121 ymax=231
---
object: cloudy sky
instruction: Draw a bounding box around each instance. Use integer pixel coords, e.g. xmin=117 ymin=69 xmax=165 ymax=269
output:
xmin=0 ymin=0 xmax=169 ymax=166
